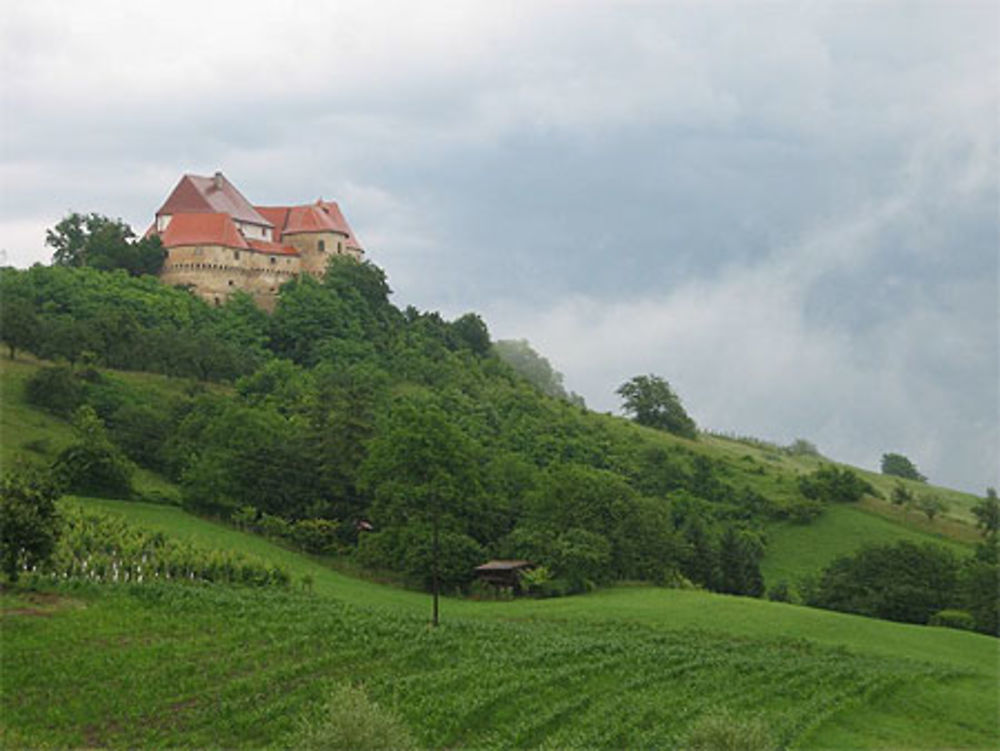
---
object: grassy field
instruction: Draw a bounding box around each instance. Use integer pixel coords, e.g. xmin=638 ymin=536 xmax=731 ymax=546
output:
xmin=762 ymin=503 xmax=974 ymax=590
xmin=3 ymin=496 xmax=991 ymax=749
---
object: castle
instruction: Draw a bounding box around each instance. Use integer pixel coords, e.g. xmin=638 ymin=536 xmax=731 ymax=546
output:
xmin=149 ymin=172 xmax=364 ymax=309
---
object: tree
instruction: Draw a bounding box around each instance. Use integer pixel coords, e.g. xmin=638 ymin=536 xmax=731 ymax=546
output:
xmin=971 ymin=487 xmax=1000 ymax=539
xmin=359 ymin=392 xmax=481 ymax=624
xmin=0 ymin=297 xmax=39 ymax=359
xmin=880 ymin=452 xmax=926 ymax=482
xmin=717 ymin=526 xmax=765 ymax=597
xmin=616 ymin=374 xmax=697 ymax=439
xmin=890 ymin=481 xmax=913 ymax=507
xmin=46 ymin=212 xmax=165 ymax=276
xmin=53 ymin=406 xmax=134 ymax=498
xmin=493 ymin=339 xmax=583 ymax=404
xmin=916 ymin=494 xmax=947 ymax=522
xmin=450 ymin=313 xmax=491 ymax=356
xmin=0 ymin=465 xmax=62 ymax=582
xmin=811 ymin=541 xmax=959 ymax=625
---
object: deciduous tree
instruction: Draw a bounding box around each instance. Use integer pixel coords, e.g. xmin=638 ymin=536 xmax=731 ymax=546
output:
xmin=880 ymin=452 xmax=926 ymax=482
xmin=616 ymin=374 xmax=697 ymax=439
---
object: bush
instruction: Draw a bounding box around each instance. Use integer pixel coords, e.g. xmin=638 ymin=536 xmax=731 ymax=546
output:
xmin=24 ymin=365 xmax=86 ymax=417
xmin=799 ymin=465 xmax=872 ymax=504
xmin=285 ymin=683 xmax=416 ymax=751
xmin=682 ymin=708 xmax=775 ymax=751
xmin=52 ymin=406 xmax=134 ymax=498
xmin=811 ymin=541 xmax=959 ymax=625
xmin=928 ymin=609 xmax=976 ymax=631
xmin=0 ymin=465 xmax=62 ymax=582
xmin=767 ymin=580 xmax=792 ymax=603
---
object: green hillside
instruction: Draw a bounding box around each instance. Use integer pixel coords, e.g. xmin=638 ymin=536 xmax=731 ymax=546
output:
xmin=3 ymin=496 xmax=997 ymax=749
xmin=2 ymin=262 xmax=996 ymax=748
xmin=1 ymin=354 xmax=982 ymax=592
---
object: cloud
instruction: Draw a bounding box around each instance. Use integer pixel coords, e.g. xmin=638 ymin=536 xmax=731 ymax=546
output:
xmin=1 ymin=1 xmax=996 ymax=493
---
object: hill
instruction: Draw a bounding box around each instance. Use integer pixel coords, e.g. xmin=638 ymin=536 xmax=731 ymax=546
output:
xmin=2 ymin=496 xmax=996 ymax=749
xmin=0 ymin=352 xmax=983 ymax=596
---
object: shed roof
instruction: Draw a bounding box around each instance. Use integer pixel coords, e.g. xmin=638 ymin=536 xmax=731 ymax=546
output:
xmin=475 ymin=560 xmax=533 ymax=572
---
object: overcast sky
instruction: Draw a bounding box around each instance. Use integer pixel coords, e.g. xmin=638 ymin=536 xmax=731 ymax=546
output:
xmin=2 ymin=1 xmax=997 ymax=492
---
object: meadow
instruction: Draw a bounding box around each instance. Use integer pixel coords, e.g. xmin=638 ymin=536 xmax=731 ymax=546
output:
xmin=3 ymin=496 xmax=996 ymax=749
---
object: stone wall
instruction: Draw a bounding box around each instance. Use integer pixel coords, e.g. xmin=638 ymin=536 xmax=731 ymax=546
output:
xmin=160 ymin=245 xmax=299 ymax=310
xmin=284 ymin=231 xmax=362 ymax=276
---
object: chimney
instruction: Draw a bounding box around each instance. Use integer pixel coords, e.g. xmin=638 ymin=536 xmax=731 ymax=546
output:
xmin=213 ymin=171 xmax=224 ymax=190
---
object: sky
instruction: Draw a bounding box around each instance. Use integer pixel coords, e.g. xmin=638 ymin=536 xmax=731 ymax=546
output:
xmin=1 ymin=1 xmax=997 ymax=492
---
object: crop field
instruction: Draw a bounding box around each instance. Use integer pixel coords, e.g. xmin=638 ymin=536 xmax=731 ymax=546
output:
xmin=2 ymin=498 xmax=996 ymax=749
xmin=4 ymin=579 xmax=990 ymax=750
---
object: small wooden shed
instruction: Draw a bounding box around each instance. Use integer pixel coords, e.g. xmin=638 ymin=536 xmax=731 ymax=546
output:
xmin=474 ymin=560 xmax=533 ymax=591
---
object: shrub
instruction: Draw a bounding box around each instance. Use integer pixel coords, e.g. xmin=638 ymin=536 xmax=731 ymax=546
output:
xmin=24 ymin=365 xmax=86 ymax=417
xmin=291 ymin=518 xmax=340 ymax=555
xmin=767 ymin=580 xmax=792 ymax=603
xmin=52 ymin=406 xmax=134 ymax=498
xmin=799 ymin=465 xmax=872 ymax=504
xmin=811 ymin=541 xmax=959 ymax=625
xmin=682 ymin=708 xmax=775 ymax=751
xmin=285 ymin=683 xmax=416 ymax=751
xmin=928 ymin=609 xmax=976 ymax=631
xmin=0 ymin=465 xmax=62 ymax=582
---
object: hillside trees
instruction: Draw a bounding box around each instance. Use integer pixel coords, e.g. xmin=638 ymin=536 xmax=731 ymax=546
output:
xmin=493 ymin=339 xmax=583 ymax=405
xmin=47 ymin=212 xmax=165 ymax=276
xmin=809 ymin=541 xmax=959 ymax=625
xmin=358 ymin=392 xmax=486 ymax=592
xmin=617 ymin=374 xmax=697 ymax=439
xmin=971 ymin=487 xmax=999 ymax=539
xmin=0 ymin=297 xmax=38 ymax=359
xmin=798 ymin=465 xmax=872 ymax=504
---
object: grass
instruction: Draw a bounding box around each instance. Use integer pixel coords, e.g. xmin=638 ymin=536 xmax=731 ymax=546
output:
xmin=762 ymin=502 xmax=974 ymax=589
xmin=5 ymin=580 xmax=991 ymax=750
xmin=45 ymin=496 xmax=997 ymax=749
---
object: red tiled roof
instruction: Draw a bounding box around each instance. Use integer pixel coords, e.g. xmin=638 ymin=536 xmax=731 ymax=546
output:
xmin=255 ymin=200 xmax=364 ymax=251
xmin=318 ymin=200 xmax=364 ymax=249
xmin=247 ymin=239 xmax=299 ymax=255
xmin=157 ymin=173 xmax=272 ymax=228
xmin=159 ymin=213 xmax=249 ymax=250
xmin=255 ymin=206 xmax=291 ymax=235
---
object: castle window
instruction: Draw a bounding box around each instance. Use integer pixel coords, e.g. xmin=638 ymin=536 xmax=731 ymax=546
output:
xmin=318 ymin=240 xmax=326 ymax=253
xmin=234 ymin=251 xmax=241 ymax=260
xmin=270 ymin=256 xmax=276 ymax=264
xmin=338 ymin=241 xmax=342 ymax=253
xmin=228 ymin=280 xmax=234 ymax=287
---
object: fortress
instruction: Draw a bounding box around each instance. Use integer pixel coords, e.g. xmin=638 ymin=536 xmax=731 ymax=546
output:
xmin=149 ymin=172 xmax=364 ymax=309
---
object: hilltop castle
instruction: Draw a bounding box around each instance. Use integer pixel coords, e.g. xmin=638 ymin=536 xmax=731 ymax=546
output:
xmin=149 ymin=172 xmax=364 ymax=309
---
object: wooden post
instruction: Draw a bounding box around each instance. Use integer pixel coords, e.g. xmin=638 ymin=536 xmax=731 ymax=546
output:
xmin=431 ymin=509 xmax=440 ymax=627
